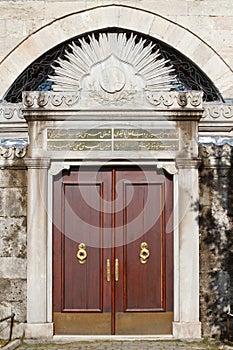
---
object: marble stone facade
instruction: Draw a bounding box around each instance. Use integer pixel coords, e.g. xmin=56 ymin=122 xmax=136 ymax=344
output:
xmin=0 ymin=0 xmax=232 ymax=341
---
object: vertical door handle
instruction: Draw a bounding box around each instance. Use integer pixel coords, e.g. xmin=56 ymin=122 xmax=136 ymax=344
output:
xmin=115 ymin=258 xmax=119 ymax=282
xmin=106 ymin=259 xmax=111 ymax=282
xmin=140 ymin=242 xmax=150 ymax=264
xmin=77 ymin=243 xmax=87 ymax=264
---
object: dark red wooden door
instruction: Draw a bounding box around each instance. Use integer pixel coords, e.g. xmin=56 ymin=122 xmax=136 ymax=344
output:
xmin=53 ymin=167 xmax=173 ymax=335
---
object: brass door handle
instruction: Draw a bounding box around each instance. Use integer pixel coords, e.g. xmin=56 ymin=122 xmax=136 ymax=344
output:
xmin=106 ymin=259 xmax=111 ymax=282
xmin=77 ymin=243 xmax=87 ymax=264
xmin=115 ymin=258 xmax=119 ymax=282
xmin=140 ymin=242 xmax=150 ymax=264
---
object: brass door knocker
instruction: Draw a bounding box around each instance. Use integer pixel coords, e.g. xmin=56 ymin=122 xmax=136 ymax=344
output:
xmin=77 ymin=243 xmax=87 ymax=264
xmin=140 ymin=242 xmax=150 ymax=264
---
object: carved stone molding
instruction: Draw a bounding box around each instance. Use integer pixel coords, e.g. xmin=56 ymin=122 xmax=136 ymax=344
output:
xmin=0 ymin=102 xmax=23 ymax=120
xmin=199 ymin=144 xmax=232 ymax=168
xmin=22 ymin=91 xmax=203 ymax=110
xmin=200 ymin=103 xmax=233 ymax=132
xmin=146 ymin=91 xmax=203 ymax=109
xmin=0 ymin=146 xmax=27 ymax=160
xmin=23 ymin=92 xmax=80 ymax=109
xmin=202 ymin=104 xmax=233 ymax=120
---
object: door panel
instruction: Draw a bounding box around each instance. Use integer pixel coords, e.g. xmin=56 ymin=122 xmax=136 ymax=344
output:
xmin=53 ymin=167 xmax=173 ymax=335
xmin=63 ymin=184 xmax=102 ymax=312
xmin=53 ymin=169 xmax=112 ymax=334
xmin=114 ymin=170 xmax=172 ymax=334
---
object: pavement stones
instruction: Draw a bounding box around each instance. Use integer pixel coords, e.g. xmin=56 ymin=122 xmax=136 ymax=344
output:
xmin=15 ymin=339 xmax=231 ymax=350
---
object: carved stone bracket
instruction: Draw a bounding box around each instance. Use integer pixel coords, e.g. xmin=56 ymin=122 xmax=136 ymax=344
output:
xmin=49 ymin=162 xmax=70 ymax=175
xmin=157 ymin=163 xmax=178 ymax=175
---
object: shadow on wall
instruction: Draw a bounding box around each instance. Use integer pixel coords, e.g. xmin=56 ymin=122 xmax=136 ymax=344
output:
xmin=199 ymin=144 xmax=233 ymax=340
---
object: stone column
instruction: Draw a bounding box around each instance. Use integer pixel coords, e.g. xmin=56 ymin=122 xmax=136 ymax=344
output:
xmin=24 ymin=158 xmax=53 ymax=338
xmin=173 ymin=158 xmax=201 ymax=339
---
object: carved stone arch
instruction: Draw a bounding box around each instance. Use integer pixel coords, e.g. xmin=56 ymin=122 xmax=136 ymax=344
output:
xmin=0 ymin=5 xmax=231 ymax=100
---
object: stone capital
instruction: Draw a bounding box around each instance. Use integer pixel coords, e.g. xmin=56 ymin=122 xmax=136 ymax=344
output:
xmin=176 ymin=157 xmax=201 ymax=169
xmin=25 ymin=157 xmax=51 ymax=169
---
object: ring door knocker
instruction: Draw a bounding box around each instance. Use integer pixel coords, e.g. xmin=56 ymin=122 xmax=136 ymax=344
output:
xmin=140 ymin=242 xmax=150 ymax=264
xmin=77 ymin=243 xmax=87 ymax=264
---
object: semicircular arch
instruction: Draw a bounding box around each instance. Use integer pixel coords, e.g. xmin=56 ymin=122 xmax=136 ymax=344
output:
xmin=0 ymin=5 xmax=231 ymax=99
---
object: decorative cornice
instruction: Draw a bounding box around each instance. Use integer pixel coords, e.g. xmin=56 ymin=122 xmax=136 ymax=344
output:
xmin=145 ymin=91 xmax=203 ymax=109
xmin=22 ymin=92 xmax=80 ymax=109
xmin=22 ymin=91 xmax=203 ymax=110
xmin=202 ymin=104 xmax=233 ymax=120
xmin=199 ymin=143 xmax=232 ymax=159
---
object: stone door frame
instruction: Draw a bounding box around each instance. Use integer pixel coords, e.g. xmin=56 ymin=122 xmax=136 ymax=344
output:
xmin=22 ymin=90 xmax=202 ymax=339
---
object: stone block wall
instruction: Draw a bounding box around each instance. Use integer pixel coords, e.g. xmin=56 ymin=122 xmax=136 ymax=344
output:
xmin=0 ymin=0 xmax=232 ymax=70
xmin=199 ymin=144 xmax=233 ymax=339
xmin=0 ymin=169 xmax=27 ymax=339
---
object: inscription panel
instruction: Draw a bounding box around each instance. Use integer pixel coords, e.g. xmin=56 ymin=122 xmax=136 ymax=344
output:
xmin=47 ymin=127 xmax=179 ymax=153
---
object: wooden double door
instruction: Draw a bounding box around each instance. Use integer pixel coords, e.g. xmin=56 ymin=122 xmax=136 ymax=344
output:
xmin=53 ymin=167 xmax=173 ymax=335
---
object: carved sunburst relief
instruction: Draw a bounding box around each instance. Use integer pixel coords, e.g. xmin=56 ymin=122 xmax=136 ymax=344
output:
xmin=49 ymin=33 xmax=178 ymax=104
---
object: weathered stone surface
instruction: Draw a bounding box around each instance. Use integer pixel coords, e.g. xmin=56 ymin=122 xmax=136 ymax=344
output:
xmin=0 ymin=188 xmax=27 ymax=217
xmin=0 ymin=301 xmax=25 ymax=339
xmin=0 ymin=169 xmax=27 ymax=188
xmin=0 ymin=217 xmax=26 ymax=258
xmin=199 ymin=145 xmax=233 ymax=338
xmin=0 ymin=258 xmax=26 ymax=279
xmin=0 ymin=279 xmax=26 ymax=303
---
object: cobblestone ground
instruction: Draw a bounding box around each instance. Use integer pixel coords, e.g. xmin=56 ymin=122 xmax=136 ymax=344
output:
xmin=16 ymin=339 xmax=228 ymax=350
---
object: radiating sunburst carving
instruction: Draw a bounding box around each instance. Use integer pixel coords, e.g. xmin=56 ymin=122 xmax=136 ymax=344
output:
xmin=49 ymin=33 xmax=178 ymax=93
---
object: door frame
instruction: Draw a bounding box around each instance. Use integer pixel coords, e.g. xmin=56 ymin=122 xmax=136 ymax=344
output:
xmin=23 ymin=90 xmax=202 ymax=339
xmin=47 ymin=160 xmax=179 ymax=331
xmin=24 ymin=156 xmax=201 ymax=339
xmin=51 ymin=165 xmax=175 ymax=335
